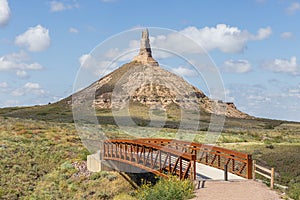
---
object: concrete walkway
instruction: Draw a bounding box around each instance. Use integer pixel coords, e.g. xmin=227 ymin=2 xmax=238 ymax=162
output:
xmin=196 ymin=163 xmax=244 ymax=180
xmin=191 ymin=180 xmax=281 ymax=200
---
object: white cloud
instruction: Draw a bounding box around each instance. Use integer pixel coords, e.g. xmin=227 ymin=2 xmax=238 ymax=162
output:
xmin=0 ymin=51 xmax=43 ymax=77
xmin=224 ymin=89 xmax=235 ymax=102
xmin=227 ymin=83 xmax=300 ymax=121
xmin=15 ymin=25 xmax=51 ymax=52
xmin=69 ymin=27 xmax=79 ymax=33
xmin=288 ymin=86 xmax=300 ymax=99
xmin=79 ymin=54 xmax=91 ymax=67
xmin=2 ymin=100 xmax=19 ymax=107
xmin=24 ymin=82 xmax=41 ymax=89
xmin=184 ymin=25 xmax=271 ymax=53
xmin=148 ymin=24 xmax=272 ymax=54
xmin=99 ymin=24 xmax=272 ymax=65
xmin=0 ymin=0 xmax=10 ymax=26
xmin=286 ymin=2 xmax=300 ymax=14
xmin=79 ymin=54 xmax=118 ymax=76
xmin=171 ymin=66 xmax=197 ymax=77
xmin=50 ymin=1 xmax=79 ymax=12
xmin=222 ymin=59 xmax=251 ymax=73
xmin=281 ymin=32 xmax=293 ymax=39
xmin=16 ymin=70 xmax=28 ymax=78
xmin=261 ymin=56 xmax=300 ymax=75
xmin=253 ymin=26 xmax=272 ymax=40
xmin=0 ymin=82 xmax=8 ymax=88
xmin=11 ymin=82 xmax=46 ymax=96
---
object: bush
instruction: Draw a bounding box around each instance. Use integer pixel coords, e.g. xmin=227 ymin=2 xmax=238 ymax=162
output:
xmin=137 ymin=176 xmax=194 ymax=200
xmin=107 ymin=174 xmax=118 ymax=181
xmin=288 ymin=182 xmax=300 ymax=200
xmin=90 ymin=171 xmax=109 ymax=180
xmin=60 ymin=161 xmax=74 ymax=171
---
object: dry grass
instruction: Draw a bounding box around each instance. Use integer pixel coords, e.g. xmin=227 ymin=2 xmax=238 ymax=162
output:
xmin=0 ymin=117 xmax=135 ymax=199
xmin=0 ymin=104 xmax=300 ymax=199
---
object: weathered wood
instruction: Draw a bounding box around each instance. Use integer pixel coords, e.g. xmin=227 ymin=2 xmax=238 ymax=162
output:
xmin=256 ymin=171 xmax=271 ymax=179
xmin=253 ymin=160 xmax=275 ymax=189
xmin=271 ymin=168 xmax=275 ymax=189
xmin=253 ymin=160 xmax=256 ymax=180
xmin=256 ymin=164 xmax=272 ymax=174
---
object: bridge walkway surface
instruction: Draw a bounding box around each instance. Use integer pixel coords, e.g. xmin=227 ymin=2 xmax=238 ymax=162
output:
xmin=196 ymin=163 xmax=244 ymax=180
xmin=191 ymin=180 xmax=281 ymax=200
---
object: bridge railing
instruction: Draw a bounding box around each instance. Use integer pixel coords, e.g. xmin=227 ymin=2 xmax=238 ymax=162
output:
xmin=103 ymin=139 xmax=196 ymax=180
xmin=136 ymin=138 xmax=253 ymax=179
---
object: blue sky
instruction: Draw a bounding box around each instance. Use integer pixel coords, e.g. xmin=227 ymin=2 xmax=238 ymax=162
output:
xmin=0 ymin=0 xmax=300 ymax=122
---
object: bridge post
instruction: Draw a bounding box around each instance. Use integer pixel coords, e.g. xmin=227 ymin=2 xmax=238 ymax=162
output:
xmin=224 ymin=164 xmax=228 ymax=181
xmin=246 ymin=154 xmax=253 ymax=179
xmin=190 ymin=155 xmax=196 ymax=180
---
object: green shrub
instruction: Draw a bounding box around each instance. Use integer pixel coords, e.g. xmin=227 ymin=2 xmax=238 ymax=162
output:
xmin=80 ymin=148 xmax=90 ymax=161
xmin=60 ymin=161 xmax=74 ymax=170
xmin=264 ymin=124 xmax=274 ymax=129
xmin=288 ymin=182 xmax=300 ymax=200
xmin=107 ymin=174 xmax=118 ymax=181
xmin=137 ymin=175 xmax=194 ymax=200
xmin=90 ymin=171 xmax=109 ymax=180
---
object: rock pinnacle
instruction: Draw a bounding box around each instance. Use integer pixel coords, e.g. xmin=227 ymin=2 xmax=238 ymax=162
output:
xmin=133 ymin=29 xmax=158 ymax=66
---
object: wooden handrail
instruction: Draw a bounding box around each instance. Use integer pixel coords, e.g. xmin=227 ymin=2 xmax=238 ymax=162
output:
xmin=135 ymin=138 xmax=252 ymax=179
xmin=103 ymin=139 xmax=197 ymax=180
xmin=253 ymin=160 xmax=275 ymax=189
xmin=136 ymin=138 xmax=250 ymax=159
xmin=102 ymin=138 xmax=253 ymax=179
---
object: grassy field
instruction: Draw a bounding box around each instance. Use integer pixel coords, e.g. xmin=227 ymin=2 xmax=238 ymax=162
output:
xmin=0 ymin=104 xmax=299 ymax=199
xmin=0 ymin=116 xmax=136 ymax=199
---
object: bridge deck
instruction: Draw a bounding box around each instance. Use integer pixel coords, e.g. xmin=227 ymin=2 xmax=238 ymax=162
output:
xmin=196 ymin=163 xmax=244 ymax=180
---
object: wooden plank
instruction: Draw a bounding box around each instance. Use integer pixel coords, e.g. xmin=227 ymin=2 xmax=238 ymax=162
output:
xmin=255 ymin=164 xmax=272 ymax=174
xmin=183 ymin=162 xmax=191 ymax=179
xmin=255 ymin=170 xmax=271 ymax=179
xmin=172 ymin=157 xmax=180 ymax=173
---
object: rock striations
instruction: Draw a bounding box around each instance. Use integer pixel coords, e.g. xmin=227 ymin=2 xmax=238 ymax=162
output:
xmin=72 ymin=29 xmax=250 ymax=119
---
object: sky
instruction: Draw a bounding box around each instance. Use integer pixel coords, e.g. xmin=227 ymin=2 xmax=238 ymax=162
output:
xmin=0 ymin=0 xmax=300 ymax=122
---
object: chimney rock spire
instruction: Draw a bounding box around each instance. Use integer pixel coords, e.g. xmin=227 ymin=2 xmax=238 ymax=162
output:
xmin=133 ymin=29 xmax=158 ymax=66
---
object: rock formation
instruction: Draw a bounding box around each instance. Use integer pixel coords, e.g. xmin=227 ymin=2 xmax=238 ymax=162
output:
xmin=71 ymin=29 xmax=250 ymax=119
xmin=132 ymin=29 xmax=158 ymax=66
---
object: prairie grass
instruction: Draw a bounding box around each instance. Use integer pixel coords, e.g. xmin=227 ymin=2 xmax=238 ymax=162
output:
xmin=0 ymin=104 xmax=300 ymax=199
xmin=0 ymin=117 xmax=135 ymax=199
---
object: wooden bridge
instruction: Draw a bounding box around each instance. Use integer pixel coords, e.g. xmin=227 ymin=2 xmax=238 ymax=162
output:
xmin=102 ymin=138 xmax=253 ymax=180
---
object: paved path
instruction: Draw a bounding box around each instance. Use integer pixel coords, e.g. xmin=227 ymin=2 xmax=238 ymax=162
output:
xmin=191 ymin=180 xmax=281 ymax=200
xmin=196 ymin=163 xmax=244 ymax=180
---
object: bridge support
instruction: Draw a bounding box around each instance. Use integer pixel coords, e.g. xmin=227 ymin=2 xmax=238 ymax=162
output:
xmin=87 ymin=151 xmax=149 ymax=173
xmin=87 ymin=150 xmax=113 ymax=172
